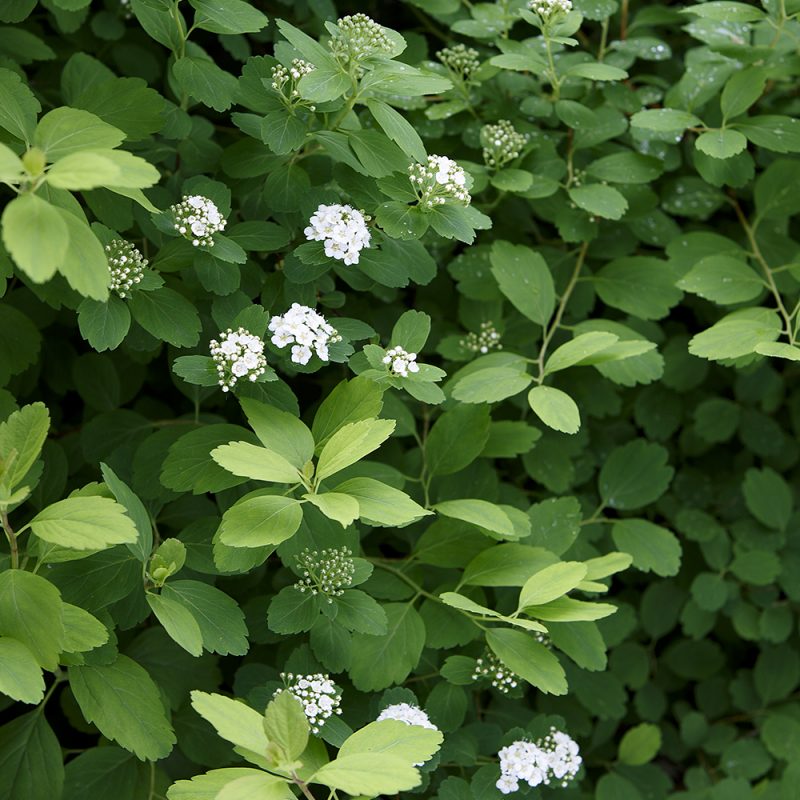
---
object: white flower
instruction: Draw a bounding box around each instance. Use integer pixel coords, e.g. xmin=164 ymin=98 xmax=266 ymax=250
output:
xmin=481 ymin=120 xmax=528 ymax=168
xmin=461 ymin=321 xmax=503 ymax=355
xmin=293 ymin=547 xmax=355 ymax=601
xmin=277 ymin=672 xmax=343 ymax=734
xmin=472 ymin=648 xmax=519 ymax=694
xmin=106 ymin=239 xmax=147 ymax=298
xmin=437 ymin=43 xmax=480 ymax=80
xmin=408 ymin=155 xmax=471 ymax=208
xmin=528 ymin=0 xmax=573 ymax=21
xmin=209 ymin=327 xmax=267 ymax=392
xmin=377 ymin=703 xmax=437 ymax=730
xmin=382 ymin=346 xmax=419 ymax=378
xmin=268 ymin=303 xmax=342 ymax=365
xmin=271 ymin=58 xmax=316 ymax=101
xmin=170 ymin=195 xmax=227 ymax=247
xmin=305 ymin=203 xmax=371 ymax=265
xmin=496 ymin=729 xmax=581 ymax=794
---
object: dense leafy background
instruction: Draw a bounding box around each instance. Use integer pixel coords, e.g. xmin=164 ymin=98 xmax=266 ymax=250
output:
xmin=1 ymin=0 xmax=800 ymax=799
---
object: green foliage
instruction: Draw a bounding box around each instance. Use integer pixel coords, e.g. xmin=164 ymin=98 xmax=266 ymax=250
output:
xmin=1 ymin=0 xmax=799 ymax=798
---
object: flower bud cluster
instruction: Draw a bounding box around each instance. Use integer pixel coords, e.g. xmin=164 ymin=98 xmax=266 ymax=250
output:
xmin=481 ymin=120 xmax=528 ymax=168
xmin=437 ymin=43 xmax=480 ymax=80
xmin=170 ymin=195 xmax=226 ymax=247
xmin=271 ymin=59 xmax=315 ymax=100
xmin=383 ymin=346 xmax=420 ymax=378
xmin=293 ymin=547 xmax=355 ymax=601
xmin=106 ymin=239 xmax=147 ymax=298
xmin=528 ymin=0 xmax=573 ymax=22
xmin=119 ymin=0 xmax=132 ymax=19
xmin=330 ymin=13 xmax=392 ymax=67
xmin=472 ymin=649 xmax=519 ymax=694
xmin=269 ymin=303 xmax=342 ymax=366
xmin=377 ymin=702 xmax=438 ymax=730
xmin=277 ymin=672 xmax=342 ymax=734
xmin=496 ymin=728 xmax=582 ymax=794
xmin=304 ymin=203 xmax=371 ymax=265
xmin=461 ymin=321 xmax=502 ymax=354
xmin=209 ymin=328 xmax=267 ymax=392
xmin=409 ymin=155 xmax=471 ymax=208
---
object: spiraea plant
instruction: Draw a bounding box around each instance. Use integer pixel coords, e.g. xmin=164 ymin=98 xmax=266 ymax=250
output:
xmin=1 ymin=1 xmax=799 ymax=799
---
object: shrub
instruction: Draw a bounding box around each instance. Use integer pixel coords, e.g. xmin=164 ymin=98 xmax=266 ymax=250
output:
xmin=0 ymin=1 xmax=799 ymax=799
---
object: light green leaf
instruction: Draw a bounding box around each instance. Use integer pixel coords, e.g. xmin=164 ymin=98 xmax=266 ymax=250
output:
xmin=754 ymin=341 xmax=800 ymax=361
xmin=311 ymin=754 xmax=420 ymax=796
xmin=618 ymin=723 xmax=662 ymax=765
xmin=218 ymin=495 xmax=303 ymax=548
xmin=315 ymin=418 xmax=395 ymax=483
xmin=518 ymin=562 xmax=588 ymax=608
xmin=490 ymin=240 xmax=555 ymax=326
xmin=0 ymin=637 xmax=44 ymax=704
xmin=569 ymin=183 xmax=628 ymax=220
xmin=239 ymin=398 xmax=314 ymax=469
xmin=695 ymin=129 xmax=747 ymax=159
xmin=216 ymin=774 xmax=295 ymax=800
xmin=339 ymin=719 xmax=442 ymax=764
xmin=69 ymin=655 xmax=176 ymax=760
xmin=544 ymin=332 xmax=619 ymax=374
xmin=34 ymin=107 xmax=124 ymax=159
xmin=264 ymin=691 xmax=309 ymax=762
xmin=721 ymin=67 xmax=767 ymax=121
xmin=147 ymin=592 xmax=204 ymax=657
xmin=211 ymin=441 xmax=302 ymax=484
xmin=527 ymin=385 xmax=581 ymax=434
xmin=0 ymin=401 xmax=49 ymax=491
xmin=311 ymin=377 xmax=385 ymax=452
xmin=303 ymin=492 xmax=360 ymax=528
xmin=677 ymin=255 xmax=763 ymax=304
xmin=463 ymin=544 xmax=558 ymax=587
xmin=29 ymin=496 xmax=138 ymax=550
xmin=611 ymin=519 xmax=681 ymax=576
xmin=486 ymin=627 xmax=567 ymax=695
xmin=688 ymin=308 xmax=782 ymax=361
xmin=190 ymin=690 xmax=270 ymax=757
xmin=167 ymin=769 xmax=273 ymax=800
xmin=434 ymin=499 xmax=515 ymax=537
xmin=566 ymin=62 xmax=627 ymax=81
xmin=680 ymin=1 xmax=765 ymax=22
xmin=0 ymin=141 xmax=24 ymax=181
xmin=1 ymin=193 xmax=69 ymax=283
xmin=366 ymin=99 xmax=426 ymax=163
xmin=46 ymin=150 xmax=120 ymax=189
xmin=189 ymin=0 xmax=268 ymax=34
xmin=333 ymin=477 xmax=431 ymax=526
xmin=0 ymin=66 xmax=41 ymax=142
xmin=522 ymin=597 xmax=617 ymax=621
xmin=452 ymin=367 xmax=532 ymax=404
xmin=630 ymin=108 xmax=703 ymax=133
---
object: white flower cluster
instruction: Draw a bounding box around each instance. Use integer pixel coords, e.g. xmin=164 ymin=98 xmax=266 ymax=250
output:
xmin=170 ymin=195 xmax=226 ymax=247
xmin=377 ymin=703 xmax=438 ymax=730
xmin=269 ymin=303 xmax=342 ymax=365
xmin=481 ymin=120 xmax=528 ymax=168
xmin=383 ymin=346 xmax=419 ymax=378
xmin=461 ymin=321 xmax=503 ymax=354
xmin=472 ymin=649 xmax=519 ymax=694
xmin=271 ymin=58 xmax=315 ymax=100
xmin=209 ymin=328 xmax=267 ymax=392
xmin=528 ymin=0 xmax=573 ymax=21
xmin=294 ymin=547 xmax=355 ymax=602
xmin=304 ymin=203 xmax=371 ymax=265
xmin=437 ymin=43 xmax=480 ymax=80
xmin=496 ymin=729 xmax=582 ymax=794
xmin=330 ymin=13 xmax=392 ymax=66
xmin=106 ymin=239 xmax=147 ymax=298
xmin=278 ymin=672 xmax=342 ymax=734
xmin=409 ymin=155 xmax=471 ymax=208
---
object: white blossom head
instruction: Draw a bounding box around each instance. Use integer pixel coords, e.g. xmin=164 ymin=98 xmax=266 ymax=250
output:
xmin=461 ymin=321 xmax=503 ymax=355
xmin=382 ymin=346 xmax=420 ymax=378
xmin=106 ymin=239 xmax=147 ymax=298
xmin=330 ymin=13 xmax=392 ymax=67
xmin=481 ymin=120 xmax=528 ymax=168
xmin=268 ymin=303 xmax=342 ymax=365
xmin=304 ymin=203 xmax=371 ymax=265
xmin=277 ymin=672 xmax=342 ymax=734
xmin=496 ymin=729 xmax=581 ymax=793
xmin=209 ymin=327 xmax=267 ymax=392
xmin=294 ymin=547 xmax=355 ymax=602
xmin=409 ymin=155 xmax=471 ymax=208
xmin=528 ymin=0 xmax=573 ymax=23
xmin=377 ymin=703 xmax=437 ymax=730
xmin=271 ymin=58 xmax=315 ymax=101
xmin=170 ymin=195 xmax=227 ymax=247
xmin=472 ymin=648 xmax=519 ymax=694
xmin=437 ymin=43 xmax=480 ymax=80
